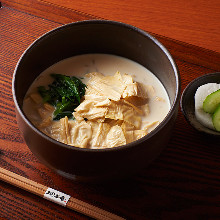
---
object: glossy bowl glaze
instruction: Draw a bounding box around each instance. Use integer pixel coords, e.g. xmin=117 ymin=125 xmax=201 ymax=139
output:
xmin=181 ymin=72 xmax=220 ymax=136
xmin=12 ymin=20 xmax=180 ymax=182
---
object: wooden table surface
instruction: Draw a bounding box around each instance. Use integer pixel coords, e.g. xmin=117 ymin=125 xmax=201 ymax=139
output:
xmin=1 ymin=0 xmax=220 ymax=219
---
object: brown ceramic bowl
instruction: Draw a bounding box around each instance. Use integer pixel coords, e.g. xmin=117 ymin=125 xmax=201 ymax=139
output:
xmin=12 ymin=20 xmax=180 ymax=182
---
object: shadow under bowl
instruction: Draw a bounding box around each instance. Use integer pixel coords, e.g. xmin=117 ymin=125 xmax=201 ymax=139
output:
xmin=180 ymin=72 xmax=220 ymax=136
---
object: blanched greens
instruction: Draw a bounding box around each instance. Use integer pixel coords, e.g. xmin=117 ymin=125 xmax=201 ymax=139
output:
xmin=38 ymin=74 xmax=86 ymax=120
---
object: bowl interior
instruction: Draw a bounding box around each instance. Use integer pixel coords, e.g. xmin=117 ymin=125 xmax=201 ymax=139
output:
xmin=180 ymin=72 xmax=220 ymax=136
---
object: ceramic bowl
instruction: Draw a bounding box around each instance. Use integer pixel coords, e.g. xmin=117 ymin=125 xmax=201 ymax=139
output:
xmin=12 ymin=20 xmax=180 ymax=182
xmin=180 ymin=72 xmax=220 ymax=136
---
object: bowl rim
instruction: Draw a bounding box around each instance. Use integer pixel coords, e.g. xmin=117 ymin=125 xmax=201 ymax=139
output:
xmin=12 ymin=19 xmax=181 ymax=152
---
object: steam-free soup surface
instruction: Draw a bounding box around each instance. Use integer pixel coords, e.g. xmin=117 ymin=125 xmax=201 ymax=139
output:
xmin=23 ymin=54 xmax=170 ymax=149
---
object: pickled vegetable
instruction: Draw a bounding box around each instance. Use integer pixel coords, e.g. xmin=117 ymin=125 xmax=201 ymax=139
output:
xmin=203 ymin=89 xmax=220 ymax=114
xmin=212 ymin=105 xmax=220 ymax=131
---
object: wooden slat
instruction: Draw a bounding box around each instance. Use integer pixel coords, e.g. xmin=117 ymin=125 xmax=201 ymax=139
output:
xmin=2 ymin=0 xmax=98 ymax=23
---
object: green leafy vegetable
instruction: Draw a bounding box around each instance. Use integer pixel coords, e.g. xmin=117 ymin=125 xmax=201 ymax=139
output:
xmin=38 ymin=74 xmax=86 ymax=120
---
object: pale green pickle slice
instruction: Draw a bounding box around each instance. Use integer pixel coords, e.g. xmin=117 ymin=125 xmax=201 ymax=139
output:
xmin=203 ymin=89 xmax=220 ymax=114
xmin=212 ymin=104 xmax=220 ymax=131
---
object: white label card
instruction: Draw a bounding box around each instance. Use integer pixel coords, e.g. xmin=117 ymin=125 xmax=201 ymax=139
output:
xmin=44 ymin=187 xmax=71 ymax=206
